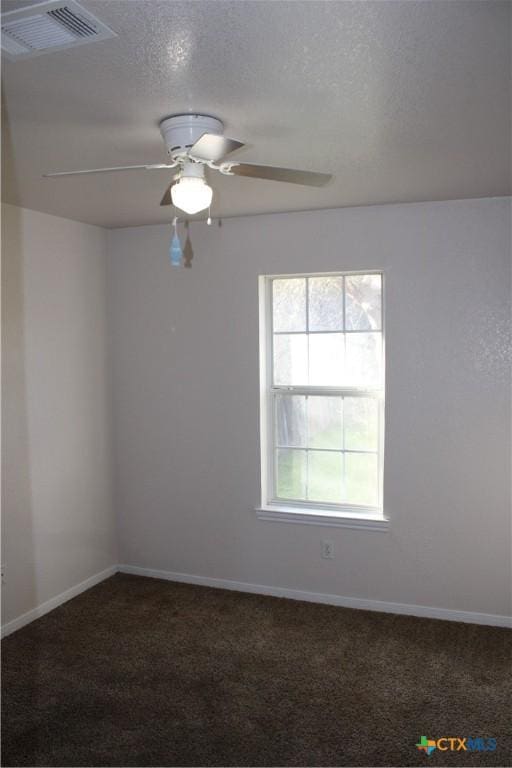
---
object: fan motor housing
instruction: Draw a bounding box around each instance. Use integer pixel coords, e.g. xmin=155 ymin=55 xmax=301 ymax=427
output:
xmin=159 ymin=114 xmax=224 ymax=157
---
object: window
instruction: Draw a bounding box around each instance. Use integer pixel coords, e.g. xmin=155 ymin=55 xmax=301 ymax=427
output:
xmin=259 ymin=272 xmax=385 ymax=525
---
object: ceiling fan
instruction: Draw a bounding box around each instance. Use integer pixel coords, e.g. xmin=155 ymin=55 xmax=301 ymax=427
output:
xmin=43 ymin=113 xmax=332 ymax=215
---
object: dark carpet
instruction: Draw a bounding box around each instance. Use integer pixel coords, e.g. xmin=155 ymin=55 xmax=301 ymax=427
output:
xmin=1 ymin=573 xmax=511 ymax=767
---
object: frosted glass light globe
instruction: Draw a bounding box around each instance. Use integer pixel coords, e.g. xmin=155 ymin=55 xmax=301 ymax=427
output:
xmin=171 ymin=177 xmax=213 ymax=215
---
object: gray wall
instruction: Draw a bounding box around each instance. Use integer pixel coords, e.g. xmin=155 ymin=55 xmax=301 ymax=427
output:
xmin=2 ymin=203 xmax=117 ymax=625
xmin=108 ymin=197 xmax=511 ymax=617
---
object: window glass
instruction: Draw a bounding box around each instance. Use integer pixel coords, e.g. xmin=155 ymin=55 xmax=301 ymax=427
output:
xmin=268 ymin=273 xmax=384 ymax=512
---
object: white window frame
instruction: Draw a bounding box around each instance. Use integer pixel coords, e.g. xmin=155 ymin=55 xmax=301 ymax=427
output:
xmin=257 ymin=271 xmax=388 ymax=530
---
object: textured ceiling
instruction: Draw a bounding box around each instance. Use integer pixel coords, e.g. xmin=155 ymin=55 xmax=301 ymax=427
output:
xmin=1 ymin=0 xmax=511 ymax=228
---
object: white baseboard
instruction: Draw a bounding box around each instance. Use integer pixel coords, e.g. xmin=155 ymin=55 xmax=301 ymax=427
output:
xmin=2 ymin=563 xmax=509 ymax=636
xmin=1 ymin=565 xmax=118 ymax=638
xmin=119 ymin=564 xmax=512 ymax=628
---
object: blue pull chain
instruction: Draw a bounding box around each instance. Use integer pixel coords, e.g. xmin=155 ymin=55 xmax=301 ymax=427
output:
xmin=169 ymin=217 xmax=183 ymax=267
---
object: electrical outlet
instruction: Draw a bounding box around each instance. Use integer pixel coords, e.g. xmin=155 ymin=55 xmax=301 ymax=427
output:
xmin=321 ymin=540 xmax=334 ymax=559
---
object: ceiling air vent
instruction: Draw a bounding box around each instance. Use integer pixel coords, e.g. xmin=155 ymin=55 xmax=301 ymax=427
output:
xmin=1 ymin=0 xmax=116 ymax=60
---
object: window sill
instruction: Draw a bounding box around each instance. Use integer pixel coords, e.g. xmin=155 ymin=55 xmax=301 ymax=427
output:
xmin=255 ymin=505 xmax=389 ymax=531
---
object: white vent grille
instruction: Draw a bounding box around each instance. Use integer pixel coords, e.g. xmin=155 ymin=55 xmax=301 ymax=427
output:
xmin=1 ymin=0 xmax=116 ymax=60
xmin=4 ymin=14 xmax=78 ymax=50
xmin=47 ymin=6 xmax=98 ymax=37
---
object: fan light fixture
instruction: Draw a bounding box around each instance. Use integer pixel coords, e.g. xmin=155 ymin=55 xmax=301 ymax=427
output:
xmin=171 ymin=164 xmax=212 ymax=215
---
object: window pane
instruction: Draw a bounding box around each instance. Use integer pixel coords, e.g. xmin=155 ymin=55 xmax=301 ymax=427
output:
xmin=276 ymin=395 xmax=306 ymax=447
xmin=345 ymin=332 xmax=382 ymax=387
xmin=308 ymin=397 xmax=343 ymax=450
xmin=309 ymin=333 xmax=344 ymax=385
xmin=276 ymin=449 xmax=306 ymax=499
xmin=344 ymin=397 xmax=378 ymax=451
xmin=308 ymin=276 xmax=344 ymax=331
xmin=272 ymin=278 xmax=306 ymax=332
xmin=274 ymin=334 xmax=308 ymax=385
xmin=308 ymin=451 xmax=343 ymax=503
xmin=266 ymin=272 xmax=384 ymax=512
xmin=345 ymin=452 xmax=378 ymax=506
xmin=345 ymin=274 xmax=382 ymax=331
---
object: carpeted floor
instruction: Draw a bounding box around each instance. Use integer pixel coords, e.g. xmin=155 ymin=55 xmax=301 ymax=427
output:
xmin=1 ymin=573 xmax=511 ymax=767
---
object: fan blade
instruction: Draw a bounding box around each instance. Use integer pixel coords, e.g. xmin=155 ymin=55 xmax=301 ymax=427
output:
xmin=189 ymin=133 xmax=244 ymax=163
xmin=230 ymin=163 xmax=331 ymax=187
xmin=160 ymin=184 xmax=173 ymax=206
xmin=43 ymin=163 xmax=175 ymax=178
